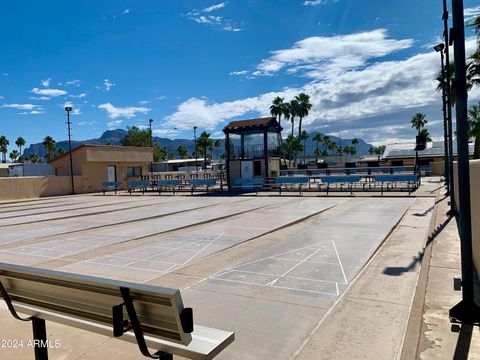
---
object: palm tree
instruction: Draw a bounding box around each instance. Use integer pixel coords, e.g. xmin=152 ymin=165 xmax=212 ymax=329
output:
xmin=213 ymin=139 xmax=221 ymax=159
xmin=419 ymin=128 xmax=432 ymax=142
xmin=42 ymin=136 xmax=56 ymax=162
xmin=177 ymin=145 xmax=188 ymax=159
xmin=410 ymin=113 xmax=428 ymax=135
xmin=197 ymin=131 xmax=213 ymax=170
xmin=295 ymin=93 xmax=312 ymax=138
xmin=300 ymin=130 xmax=309 ymax=164
xmin=9 ymin=150 xmax=19 ymax=162
xmin=28 ymin=153 xmax=40 ymax=163
xmin=351 ymin=138 xmax=358 ymax=155
xmin=270 ymin=97 xmax=285 ymax=127
xmin=312 ymin=133 xmax=323 ymax=163
xmin=56 ymin=147 xmax=66 ymax=158
xmin=15 ymin=137 xmax=26 ymax=160
xmin=0 ymin=135 xmax=9 ymax=163
xmin=287 ymin=100 xmax=299 ymax=137
xmin=468 ymin=102 xmax=480 ymax=159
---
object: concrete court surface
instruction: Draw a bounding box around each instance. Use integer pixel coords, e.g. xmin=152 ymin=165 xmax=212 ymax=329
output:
xmin=0 ymin=193 xmax=434 ymax=359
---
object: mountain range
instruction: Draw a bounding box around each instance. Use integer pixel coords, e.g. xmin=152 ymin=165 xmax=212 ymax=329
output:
xmin=23 ymin=129 xmax=374 ymax=159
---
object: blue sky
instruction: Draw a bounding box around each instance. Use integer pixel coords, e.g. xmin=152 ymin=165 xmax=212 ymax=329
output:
xmin=1 ymin=0 xmax=480 ymax=149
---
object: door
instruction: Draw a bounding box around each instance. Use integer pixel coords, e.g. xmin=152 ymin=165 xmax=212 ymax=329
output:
xmin=241 ymin=161 xmax=253 ymax=178
xmin=107 ymin=165 xmax=117 ymax=184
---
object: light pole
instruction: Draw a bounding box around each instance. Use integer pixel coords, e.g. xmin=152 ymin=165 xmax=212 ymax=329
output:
xmin=194 ymin=126 xmax=198 ymax=174
xmin=434 ymin=42 xmax=450 ymax=192
xmin=149 ymin=119 xmax=153 ymax=174
xmin=65 ymin=106 xmax=75 ymax=195
xmin=442 ymin=0 xmax=456 ymax=216
xmin=448 ymin=0 xmax=480 ymax=324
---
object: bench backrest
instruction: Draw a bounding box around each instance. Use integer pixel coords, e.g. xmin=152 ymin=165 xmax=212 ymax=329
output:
xmin=275 ymin=176 xmax=309 ymax=184
xmin=233 ymin=178 xmax=264 ymax=186
xmin=374 ymin=174 xmax=419 ymax=183
xmin=321 ymin=176 xmax=361 ymax=184
xmin=102 ymin=181 xmax=122 ymax=187
xmin=189 ymin=179 xmax=216 ymax=187
xmin=157 ymin=179 xmax=181 ymax=187
xmin=0 ymin=262 xmax=192 ymax=345
xmin=128 ymin=180 xmax=150 ymax=187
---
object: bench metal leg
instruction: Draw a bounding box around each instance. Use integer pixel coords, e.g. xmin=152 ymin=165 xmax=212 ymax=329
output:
xmin=32 ymin=317 xmax=48 ymax=360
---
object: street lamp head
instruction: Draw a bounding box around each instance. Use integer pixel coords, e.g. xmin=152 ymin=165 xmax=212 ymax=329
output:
xmin=149 ymin=118 xmax=153 ymax=124
xmin=65 ymin=106 xmax=72 ymax=112
xmin=194 ymin=126 xmax=197 ymax=130
xmin=434 ymin=43 xmax=445 ymax=52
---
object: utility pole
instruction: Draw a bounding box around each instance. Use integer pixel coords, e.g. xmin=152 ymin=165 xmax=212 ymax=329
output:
xmin=65 ymin=106 xmax=75 ymax=195
xmin=448 ymin=0 xmax=480 ymax=324
xmin=443 ymin=0 xmax=457 ymax=215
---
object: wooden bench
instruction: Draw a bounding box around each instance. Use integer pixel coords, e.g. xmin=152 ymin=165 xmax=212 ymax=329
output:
xmin=274 ymin=176 xmax=309 ymax=195
xmin=127 ymin=180 xmax=150 ymax=195
xmin=320 ymin=175 xmax=362 ymax=195
xmin=101 ymin=181 xmax=122 ymax=195
xmin=373 ymin=174 xmax=420 ymax=195
xmin=156 ymin=179 xmax=181 ymax=195
xmin=231 ymin=178 xmax=264 ymax=194
xmin=0 ymin=262 xmax=234 ymax=360
xmin=188 ymin=179 xmax=216 ymax=194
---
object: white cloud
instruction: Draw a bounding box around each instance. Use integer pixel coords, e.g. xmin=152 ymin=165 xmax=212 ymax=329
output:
xmin=102 ymin=79 xmax=116 ymax=92
xmin=2 ymin=103 xmax=42 ymax=110
xmin=41 ymin=78 xmax=51 ymax=87
xmin=19 ymin=110 xmax=44 ymax=115
xmin=98 ymin=102 xmax=150 ymax=119
xmin=122 ymin=9 xmax=130 ymax=15
xmin=1 ymin=73 xmax=7 ymax=76
xmin=165 ymin=35 xmax=479 ymax=145
xmin=465 ymin=6 xmax=480 ymax=20
xmin=0 ymin=96 xmax=4 ymax=99
xmin=60 ymin=79 xmax=81 ymax=87
xmin=69 ymin=92 xmax=87 ymax=98
xmin=31 ymin=87 xmax=67 ymax=98
xmin=304 ymin=0 xmax=327 ymax=6
xmin=139 ymin=100 xmax=150 ymax=104
xmin=229 ymin=70 xmax=249 ymax=76
xmin=203 ymin=3 xmax=226 ymax=13
xmin=253 ymin=29 xmax=413 ymax=78
xmin=107 ymin=119 xmax=123 ymax=128
xmin=185 ymin=2 xmax=243 ymax=32
xmin=78 ymin=120 xmax=96 ymax=126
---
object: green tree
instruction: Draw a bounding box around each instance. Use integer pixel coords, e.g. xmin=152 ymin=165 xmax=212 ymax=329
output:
xmin=295 ymin=93 xmax=312 ymax=138
xmin=177 ymin=145 xmax=188 ymax=159
xmin=15 ymin=136 xmax=26 ymax=160
xmin=213 ymin=139 xmax=221 ymax=159
xmin=28 ymin=153 xmax=40 ymax=163
xmin=270 ymin=97 xmax=285 ymax=127
xmin=9 ymin=150 xmax=19 ymax=162
xmin=351 ymin=138 xmax=358 ymax=155
xmin=312 ymin=133 xmax=323 ymax=163
xmin=121 ymin=126 xmax=150 ymax=147
xmin=300 ymin=130 xmax=309 ymax=164
xmin=154 ymin=145 xmax=167 ymax=162
xmin=287 ymin=100 xmax=299 ymax=137
xmin=410 ymin=113 xmax=428 ymax=135
xmin=283 ymin=135 xmax=303 ymax=167
xmin=419 ymin=128 xmax=432 ymax=142
xmin=56 ymin=147 xmax=66 ymax=157
xmin=0 ymin=135 xmax=9 ymax=163
xmin=197 ymin=131 xmax=213 ymax=170
xmin=42 ymin=136 xmax=56 ymax=162
xmin=468 ymin=102 xmax=480 ymax=159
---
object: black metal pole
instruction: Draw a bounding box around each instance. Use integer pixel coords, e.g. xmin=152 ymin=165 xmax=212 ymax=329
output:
xmin=448 ymin=0 xmax=480 ymax=324
xmin=194 ymin=127 xmax=198 ymax=175
xmin=66 ymin=107 xmax=75 ymax=195
xmin=443 ymin=0 xmax=457 ymax=214
xmin=149 ymin=119 xmax=153 ymax=174
xmin=439 ymin=48 xmax=450 ymax=191
xmin=32 ymin=317 xmax=48 ymax=360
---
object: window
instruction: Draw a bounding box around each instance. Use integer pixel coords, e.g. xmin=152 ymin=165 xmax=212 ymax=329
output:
xmin=127 ymin=166 xmax=142 ymax=177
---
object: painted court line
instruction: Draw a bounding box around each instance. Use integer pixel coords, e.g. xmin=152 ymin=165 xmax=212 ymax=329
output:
xmin=332 ymin=239 xmax=349 ymax=285
xmin=181 ymin=233 xmax=225 ymax=265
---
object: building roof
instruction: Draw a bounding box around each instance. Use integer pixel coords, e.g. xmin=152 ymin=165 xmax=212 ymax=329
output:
xmin=383 ymin=141 xmax=474 ymax=159
xmin=223 ymin=117 xmax=281 ymax=133
xmin=49 ymin=144 xmax=154 ymax=163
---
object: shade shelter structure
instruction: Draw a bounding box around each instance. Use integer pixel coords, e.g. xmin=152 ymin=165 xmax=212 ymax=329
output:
xmin=223 ymin=117 xmax=283 ymax=191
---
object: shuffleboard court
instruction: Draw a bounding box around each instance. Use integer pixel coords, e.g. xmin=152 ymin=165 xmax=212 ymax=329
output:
xmin=0 ymin=194 xmax=434 ymax=360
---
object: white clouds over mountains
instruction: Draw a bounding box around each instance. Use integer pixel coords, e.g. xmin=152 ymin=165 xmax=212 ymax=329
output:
xmin=98 ymin=102 xmax=150 ymax=119
xmin=166 ymin=29 xmax=479 ymax=144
